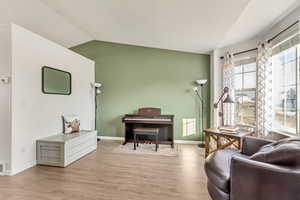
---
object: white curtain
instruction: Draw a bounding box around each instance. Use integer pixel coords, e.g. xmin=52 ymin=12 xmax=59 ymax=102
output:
xmin=256 ymin=42 xmax=273 ymax=137
xmin=223 ymin=52 xmax=235 ymax=126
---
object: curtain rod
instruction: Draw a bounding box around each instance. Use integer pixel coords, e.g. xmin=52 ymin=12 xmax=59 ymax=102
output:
xmin=220 ymin=20 xmax=300 ymax=59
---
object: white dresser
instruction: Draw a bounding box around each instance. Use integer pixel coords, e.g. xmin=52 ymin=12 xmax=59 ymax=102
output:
xmin=36 ymin=130 xmax=97 ymax=167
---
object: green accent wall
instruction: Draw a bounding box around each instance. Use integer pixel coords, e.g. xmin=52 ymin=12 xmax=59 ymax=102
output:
xmin=71 ymin=41 xmax=210 ymax=141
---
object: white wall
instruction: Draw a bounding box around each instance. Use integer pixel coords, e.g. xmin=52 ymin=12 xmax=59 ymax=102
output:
xmin=10 ymin=24 xmax=95 ymax=175
xmin=0 ymin=0 xmax=93 ymax=48
xmin=210 ymin=50 xmax=222 ymax=127
xmin=0 ymin=25 xmax=12 ymax=173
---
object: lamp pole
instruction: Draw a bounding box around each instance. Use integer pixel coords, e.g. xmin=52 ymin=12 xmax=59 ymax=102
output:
xmin=194 ymin=83 xmax=206 ymax=148
xmin=95 ymin=88 xmax=100 ymax=141
xmin=201 ymin=84 xmax=204 ymax=143
xmin=92 ymin=83 xmax=102 ymax=141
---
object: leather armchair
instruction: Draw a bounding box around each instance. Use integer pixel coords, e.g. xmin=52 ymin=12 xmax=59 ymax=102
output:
xmin=205 ymin=136 xmax=300 ymax=200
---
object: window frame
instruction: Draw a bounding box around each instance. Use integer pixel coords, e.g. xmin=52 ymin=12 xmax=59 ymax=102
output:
xmin=271 ymin=45 xmax=299 ymax=136
xmin=233 ymin=62 xmax=257 ymax=126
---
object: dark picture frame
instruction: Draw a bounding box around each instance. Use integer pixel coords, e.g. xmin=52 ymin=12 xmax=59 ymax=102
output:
xmin=42 ymin=66 xmax=72 ymax=95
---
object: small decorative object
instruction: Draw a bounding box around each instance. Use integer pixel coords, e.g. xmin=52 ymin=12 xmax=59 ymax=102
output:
xmin=62 ymin=114 xmax=80 ymax=134
xmin=214 ymin=87 xmax=235 ymax=126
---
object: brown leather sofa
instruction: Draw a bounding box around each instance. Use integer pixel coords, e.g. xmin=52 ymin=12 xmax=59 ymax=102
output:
xmin=204 ymin=136 xmax=300 ymax=200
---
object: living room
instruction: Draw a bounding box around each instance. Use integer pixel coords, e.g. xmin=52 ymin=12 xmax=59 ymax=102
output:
xmin=0 ymin=0 xmax=300 ymax=200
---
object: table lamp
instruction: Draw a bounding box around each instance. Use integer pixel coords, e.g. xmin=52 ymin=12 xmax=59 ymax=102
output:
xmin=214 ymin=87 xmax=235 ymax=126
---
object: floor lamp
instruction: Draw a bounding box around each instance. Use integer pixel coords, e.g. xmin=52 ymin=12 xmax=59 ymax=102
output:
xmin=194 ymin=79 xmax=207 ymax=148
xmin=91 ymin=83 xmax=102 ymax=141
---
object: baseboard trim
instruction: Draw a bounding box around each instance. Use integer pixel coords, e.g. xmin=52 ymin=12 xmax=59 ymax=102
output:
xmin=4 ymin=170 xmax=11 ymax=176
xmin=9 ymin=160 xmax=36 ymax=176
xmin=98 ymin=136 xmax=203 ymax=145
xmin=174 ymin=140 xmax=203 ymax=145
xmin=98 ymin=136 xmax=123 ymax=141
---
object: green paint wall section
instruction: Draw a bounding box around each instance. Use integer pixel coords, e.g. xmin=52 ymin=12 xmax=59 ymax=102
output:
xmin=71 ymin=41 xmax=210 ymax=141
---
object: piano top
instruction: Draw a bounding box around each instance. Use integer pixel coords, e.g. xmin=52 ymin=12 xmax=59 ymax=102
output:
xmin=122 ymin=108 xmax=174 ymax=124
xmin=122 ymin=114 xmax=174 ymax=124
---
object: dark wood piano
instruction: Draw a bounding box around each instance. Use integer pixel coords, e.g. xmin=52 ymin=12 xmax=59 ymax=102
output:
xmin=122 ymin=107 xmax=174 ymax=148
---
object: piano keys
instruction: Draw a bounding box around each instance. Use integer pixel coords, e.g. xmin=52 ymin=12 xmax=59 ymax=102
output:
xmin=122 ymin=107 xmax=174 ymax=148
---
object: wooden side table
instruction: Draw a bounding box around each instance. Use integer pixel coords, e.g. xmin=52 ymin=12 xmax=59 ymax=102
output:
xmin=204 ymin=128 xmax=254 ymax=158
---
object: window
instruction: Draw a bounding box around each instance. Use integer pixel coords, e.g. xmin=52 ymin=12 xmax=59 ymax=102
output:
xmin=234 ymin=62 xmax=256 ymax=125
xmin=272 ymin=47 xmax=298 ymax=134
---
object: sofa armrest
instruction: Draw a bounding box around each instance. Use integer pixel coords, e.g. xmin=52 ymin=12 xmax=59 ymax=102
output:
xmin=241 ymin=136 xmax=273 ymax=156
xmin=230 ymin=156 xmax=300 ymax=200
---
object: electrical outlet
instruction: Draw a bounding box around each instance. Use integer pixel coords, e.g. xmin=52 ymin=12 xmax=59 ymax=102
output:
xmin=0 ymin=77 xmax=10 ymax=84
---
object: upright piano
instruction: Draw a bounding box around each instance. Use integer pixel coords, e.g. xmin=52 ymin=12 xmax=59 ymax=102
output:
xmin=122 ymin=107 xmax=174 ymax=147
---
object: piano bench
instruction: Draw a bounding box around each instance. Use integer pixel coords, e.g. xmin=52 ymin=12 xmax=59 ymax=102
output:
xmin=133 ymin=128 xmax=159 ymax=152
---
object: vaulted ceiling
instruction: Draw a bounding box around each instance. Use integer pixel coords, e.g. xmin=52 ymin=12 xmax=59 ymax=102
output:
xmin=1 ymin=0 xmax=299 ymax=53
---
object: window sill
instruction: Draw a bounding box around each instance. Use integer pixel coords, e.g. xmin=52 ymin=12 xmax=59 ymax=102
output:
xmin=270 ymin=129 xmax=295 ymax=137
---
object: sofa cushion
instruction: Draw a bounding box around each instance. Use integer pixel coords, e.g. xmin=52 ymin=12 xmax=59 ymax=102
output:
xmin=205 ymin=149 xmax=247 ymax=193
xmin=250 ymin=137 xmax=300 ymax=166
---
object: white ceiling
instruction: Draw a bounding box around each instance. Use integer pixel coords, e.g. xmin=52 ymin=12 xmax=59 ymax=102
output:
xmin=1 ymin=0 xmax=299 ymax=53
xmin=40 ymin=0 xmax=300 ymax=53
xmin=40 ymin=0 xmax=250 ymax=53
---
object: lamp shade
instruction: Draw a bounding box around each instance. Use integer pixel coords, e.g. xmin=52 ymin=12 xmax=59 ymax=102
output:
xmin=223 ymin=94 xmax=234 ymax=103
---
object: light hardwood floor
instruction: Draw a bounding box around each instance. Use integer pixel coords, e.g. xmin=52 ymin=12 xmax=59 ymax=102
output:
xmin=0 ymin=141 xmax=210 ymax=200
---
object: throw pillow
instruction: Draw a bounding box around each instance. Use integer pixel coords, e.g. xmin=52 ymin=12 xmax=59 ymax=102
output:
xmin=250 ymin=137 xmax=300 ymax=166
xmin=62 ymin=114 xmax=80 ymax=134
